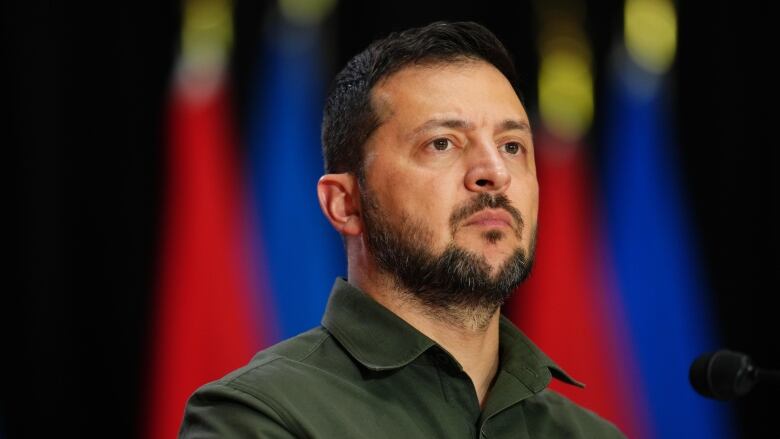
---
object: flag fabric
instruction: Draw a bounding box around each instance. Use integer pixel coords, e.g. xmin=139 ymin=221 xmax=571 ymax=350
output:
xmin=507 ymin=132 xmax=648 ymax=439
xmin=508 ymin=51 xmax=734 ymax=439
xmin=600 ymin=51 xmax=733 ymax=438
xmin=146 ymin=13 xmax=342 ymax=438
xmin=145 ymin=70 xmax=267 ymax=438
xmin=245 ymin=19 xmax=346 ymax=341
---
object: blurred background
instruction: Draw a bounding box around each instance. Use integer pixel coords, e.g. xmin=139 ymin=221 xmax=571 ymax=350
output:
xmin=5 ymin=0 xmax=777 ymax=437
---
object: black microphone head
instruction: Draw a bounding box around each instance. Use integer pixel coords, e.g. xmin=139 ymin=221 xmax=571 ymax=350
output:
xmin=689 ymin=350 xmax=757 ymax=400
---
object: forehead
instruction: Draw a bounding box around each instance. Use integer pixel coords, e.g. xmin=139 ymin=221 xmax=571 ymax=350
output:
xmin=370 ymin=60 xmax=528 ymax=128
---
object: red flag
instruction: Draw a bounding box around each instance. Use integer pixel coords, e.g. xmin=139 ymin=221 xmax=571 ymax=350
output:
xmin=507 ymin=130 xmax=647 ymax=439
xmin=144 ymin=72 xmax=265 ymax=438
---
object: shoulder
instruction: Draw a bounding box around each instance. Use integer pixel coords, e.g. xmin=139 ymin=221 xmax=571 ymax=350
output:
xmin=181 ymin=327 xmax=349 ymax=438
xmin=184 ymin=324 xmax=367 ymax=418
xmin=206 ymin=326 xmax=344 ymax=399
xmin=522 ymin=390 xmax=627 ymax=438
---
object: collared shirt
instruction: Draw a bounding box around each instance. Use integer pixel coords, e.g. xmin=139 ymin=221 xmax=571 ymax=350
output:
xmin=180 ymin=278 xmax=626 ymax=438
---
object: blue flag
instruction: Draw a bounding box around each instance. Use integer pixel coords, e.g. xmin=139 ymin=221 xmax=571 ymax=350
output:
xmin=246 ymin=19 xmax=346 ymax=341
xmin=601 ymin=50 xmax=734 ymax=438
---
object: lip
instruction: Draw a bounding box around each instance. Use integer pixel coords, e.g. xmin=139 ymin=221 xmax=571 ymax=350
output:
xmin=463 ymin=209 xmax=514 ymax=229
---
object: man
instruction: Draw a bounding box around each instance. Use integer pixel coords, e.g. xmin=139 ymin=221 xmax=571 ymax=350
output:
xmin=180 ymin=21 xmax=626 ymax=438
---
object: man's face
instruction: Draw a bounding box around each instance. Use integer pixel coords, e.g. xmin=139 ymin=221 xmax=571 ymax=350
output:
xmin=359 ymin=60 xmax=539 ymax=316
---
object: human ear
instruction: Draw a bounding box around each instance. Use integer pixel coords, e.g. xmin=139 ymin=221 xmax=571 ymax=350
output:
xmin=317 ymin=173 xmax=362 ymax=236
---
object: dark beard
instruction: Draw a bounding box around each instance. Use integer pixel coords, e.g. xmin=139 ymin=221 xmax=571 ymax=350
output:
xmin=361 ymin=190 xmax=535 ymax=326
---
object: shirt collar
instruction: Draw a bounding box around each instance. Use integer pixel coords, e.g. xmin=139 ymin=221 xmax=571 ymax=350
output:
xmin=321 ymin=277 xmax=583 ymax=389
xmin=321 ymin=278 xmax=436 ymax=371
xmin=497 ymin=315 xmax=584 ymax=391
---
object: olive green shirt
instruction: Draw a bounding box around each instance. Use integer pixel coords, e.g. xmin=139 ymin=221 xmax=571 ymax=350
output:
xmin=180 ymin=278 xmax=626 ymax=438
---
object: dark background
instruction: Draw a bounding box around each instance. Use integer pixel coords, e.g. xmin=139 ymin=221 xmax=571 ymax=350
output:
xmin=5 ymin=0 xmax=776 ymax=437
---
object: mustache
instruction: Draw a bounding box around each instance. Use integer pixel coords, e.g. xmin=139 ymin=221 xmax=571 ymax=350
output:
xmin=449 ymin=193 xmax=524 ymax=235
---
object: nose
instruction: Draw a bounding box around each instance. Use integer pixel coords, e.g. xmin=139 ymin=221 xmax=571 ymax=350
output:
xmin=464 ymin=141 xmax=511 ymax=193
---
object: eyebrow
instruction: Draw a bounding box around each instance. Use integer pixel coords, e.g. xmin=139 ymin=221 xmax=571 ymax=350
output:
xmin=408 ymin=117 xmax=531 ymax=140
xmin=499 ymin=119 xmax=532 ymax=134
xmin=408 ymin=118 xmax=474 ymax=139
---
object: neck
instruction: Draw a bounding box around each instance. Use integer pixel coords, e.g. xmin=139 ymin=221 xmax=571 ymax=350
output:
xmin=349 ymin=261 xmax=501 ymax=407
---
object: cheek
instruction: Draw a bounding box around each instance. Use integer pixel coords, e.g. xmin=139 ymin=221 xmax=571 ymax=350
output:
xmin=385 ymin=171 xmax=458 ymax=231
xmin=529 ymin=180 xmax=540 ymax=221
xmin=512 ymin=175 xmax=540 ymax=226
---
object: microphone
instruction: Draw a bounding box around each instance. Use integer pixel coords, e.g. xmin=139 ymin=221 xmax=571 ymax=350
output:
xmin=689 ymin=350 xmax=780 ymax=400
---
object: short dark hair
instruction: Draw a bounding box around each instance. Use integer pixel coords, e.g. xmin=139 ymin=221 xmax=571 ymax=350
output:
xmin=321 ymin=21 xmax=523 ymax=177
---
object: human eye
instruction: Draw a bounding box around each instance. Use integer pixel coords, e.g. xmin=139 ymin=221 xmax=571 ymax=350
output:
xmin=429 ymin=137 xmax=454 ymax=151
xmin=500 ymin=141 xmax=524 ymax=155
